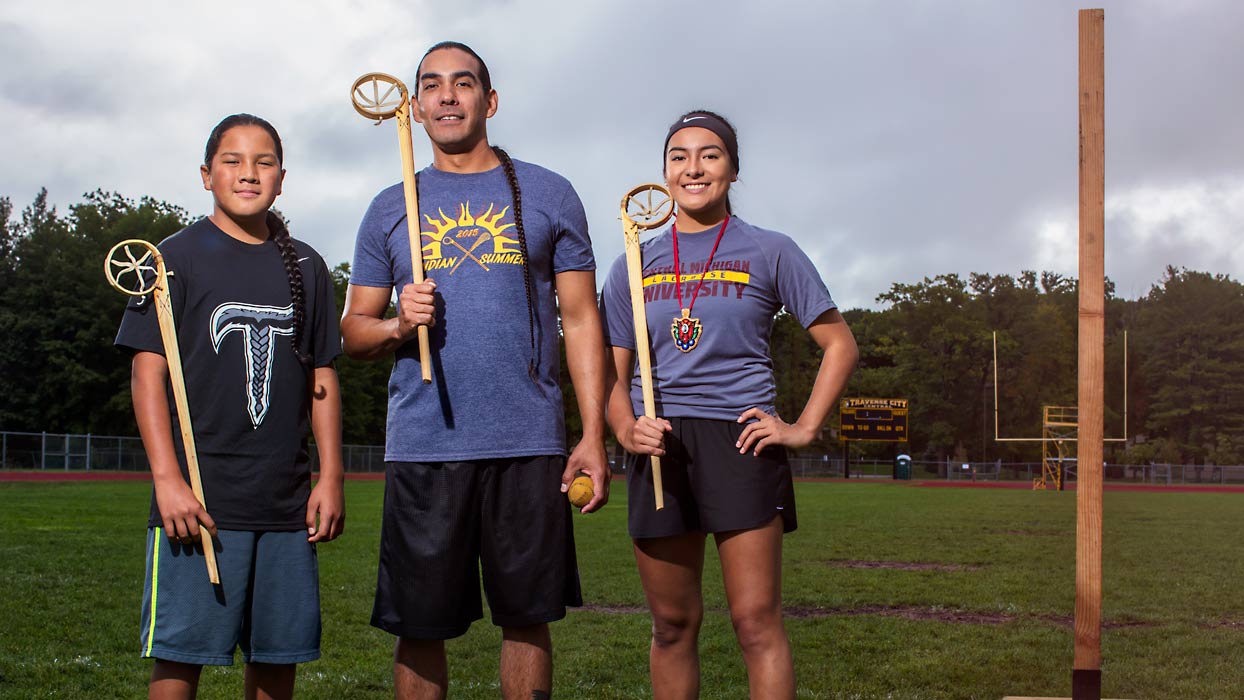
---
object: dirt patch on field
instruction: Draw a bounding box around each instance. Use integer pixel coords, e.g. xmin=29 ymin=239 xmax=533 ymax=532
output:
xmin=827 ymin=559 xmax=982 ymax=572
xmin=786 ymin=604 xmax=1013 ymax=625
xmin=990 ymin=529 xmax=1065 ymax=537
xmin=786 ymin=605 xmax=1156 ymax=629
xmin=581 ymin=603 xmax=1013 ymax=625
xmin=1033 ymin=614 xmax=1155 ymax=630
xmin=577 ymin=604 xmax=648 ymax=615
xmin=1202 ymin=619 xmax=1244 ymax=629
xmin=1098 ymin=618 xmax=1159 ymax=629
xmin=578 ymin=602 xmax=1157 ymax=629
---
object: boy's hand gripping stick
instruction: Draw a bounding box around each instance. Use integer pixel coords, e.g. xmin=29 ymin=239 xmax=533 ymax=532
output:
xmin=106 ymin=239 xmax=220 ymax=584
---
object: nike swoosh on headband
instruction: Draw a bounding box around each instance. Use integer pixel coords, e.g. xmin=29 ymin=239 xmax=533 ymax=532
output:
xmin=681 ymin=116 xmax=707 ymax=123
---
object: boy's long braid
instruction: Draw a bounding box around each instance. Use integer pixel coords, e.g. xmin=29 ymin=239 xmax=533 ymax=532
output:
xmin=267 ymin=210 xmax=311 ymax=369
xmin=492 ymin=146 xmax=538 ymax=381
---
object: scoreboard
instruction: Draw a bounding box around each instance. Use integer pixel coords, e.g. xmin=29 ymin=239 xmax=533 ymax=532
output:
xmin=839 ymin=397 xmax=909 ymax=442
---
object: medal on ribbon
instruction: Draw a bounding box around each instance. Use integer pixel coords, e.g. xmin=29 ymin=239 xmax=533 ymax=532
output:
xmin=671 ymin=308 xmax=703 ymax=352
xmin=669 ymin=217 xmax=729 ymax=354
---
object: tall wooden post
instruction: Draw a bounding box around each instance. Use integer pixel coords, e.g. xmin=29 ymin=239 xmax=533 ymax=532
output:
xmin=1003 ymin=11 xmax=1119 ymax=700
xmin=1074 ymin=8 xmax=1105 ymax=700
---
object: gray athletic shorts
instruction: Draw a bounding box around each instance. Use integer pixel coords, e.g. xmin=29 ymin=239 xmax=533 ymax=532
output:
xmin=371 ymin=456 xmax=582 ymax=640
xmin=139 ymin=528 xmax=320 ymax=666
xmin=627 ymin=417 xmax=797 ymax=538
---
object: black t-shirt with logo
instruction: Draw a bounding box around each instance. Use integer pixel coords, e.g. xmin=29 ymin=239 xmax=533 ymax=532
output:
xmin=115 ymin=218 xmax=341 ymax=530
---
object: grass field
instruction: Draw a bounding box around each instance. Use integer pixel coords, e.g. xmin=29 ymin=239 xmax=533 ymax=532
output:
xmin=2 ymin=478 xmax=1242 ymax=699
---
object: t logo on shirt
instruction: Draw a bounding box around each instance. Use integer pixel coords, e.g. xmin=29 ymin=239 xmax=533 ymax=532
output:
xmin=209 ymin=302 xmax=296 ymax=427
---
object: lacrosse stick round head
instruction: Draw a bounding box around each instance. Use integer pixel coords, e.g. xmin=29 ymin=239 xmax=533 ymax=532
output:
xmin=351 ymin=72 xmax=410 ymax=122
xmin=620 ymin=183 xmax=675 ymax=232
xmin=105 ymin=239 xmax=162 ymax=296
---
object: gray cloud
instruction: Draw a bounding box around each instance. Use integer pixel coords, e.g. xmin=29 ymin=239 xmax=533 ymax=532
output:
xmin=0 ymin=22 xmax=123 ymax=116
xmin=2 ymin=0 xmax=1240 ymax=310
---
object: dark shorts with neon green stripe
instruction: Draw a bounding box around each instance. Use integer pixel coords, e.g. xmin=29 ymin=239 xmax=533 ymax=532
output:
xmin=140 ymin=528 xmax=320 ymax=666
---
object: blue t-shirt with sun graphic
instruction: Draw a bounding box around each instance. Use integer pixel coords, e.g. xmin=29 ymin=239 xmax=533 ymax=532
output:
xmin=351 ymin=159 xmax=594 ymax=462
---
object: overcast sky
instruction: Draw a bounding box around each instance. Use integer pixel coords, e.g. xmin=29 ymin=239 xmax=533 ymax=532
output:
xmin=2 ymin=0 xmax=1240 ymax=309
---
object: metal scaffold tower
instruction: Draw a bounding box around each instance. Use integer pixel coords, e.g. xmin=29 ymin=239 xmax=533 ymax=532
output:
xmin=1038 ymin=406 xmax=1078 ymax=490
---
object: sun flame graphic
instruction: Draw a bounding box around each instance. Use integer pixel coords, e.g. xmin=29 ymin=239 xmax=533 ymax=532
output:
xmin=420 ymin=202 xmax=520 ymax=261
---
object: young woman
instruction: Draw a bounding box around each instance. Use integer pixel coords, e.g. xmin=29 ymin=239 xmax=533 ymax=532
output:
xmin=600 ymin=110 xmax=858 ymax=699
xmin=115 ymin=114 xmax=344 ymax=700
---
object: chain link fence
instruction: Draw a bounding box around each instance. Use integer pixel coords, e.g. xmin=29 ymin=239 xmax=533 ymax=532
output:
xmin=4 ymin=431 xmax=1243 ymax=484
xmin=0 ymin=431 xmax=387 ymax=474
xmin=905 ymin=458 xmax=1244 ymax=485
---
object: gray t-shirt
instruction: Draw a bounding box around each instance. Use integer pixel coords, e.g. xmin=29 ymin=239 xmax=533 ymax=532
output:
xmin=350 ymin=159 xmax=594 ymax=461
xmin=600 ymin=217 xmax=835 ymax=421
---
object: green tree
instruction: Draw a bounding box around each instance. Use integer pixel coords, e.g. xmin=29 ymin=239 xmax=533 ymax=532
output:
xmin=871 ymin=274 xmax=995 ymax=460
xmin=328 ymin=262 xmax=394 ymax=445
xmin=4 ymin=188 xmax=1238 ymax=470
xmin=0 ymin=190 xmax=188 ymax=432
xmin=1132 ymin=267 xmax=1244 ymax=463
xmin=769 ymin=310 xmax=834 ymax=453
xmin=984 ymin=271 xmax=1078 ymax=459
xmin=0 ymin=196 xmax=16 ymax=283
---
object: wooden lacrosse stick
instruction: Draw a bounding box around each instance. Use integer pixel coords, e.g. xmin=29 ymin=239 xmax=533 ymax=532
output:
xmin=620 ymin=184 xmax=675 ymax=510
xmin=352 ymin=72 xmax=433 ymax=384
xmin=106 ymin=239 xmax=220 ymax=584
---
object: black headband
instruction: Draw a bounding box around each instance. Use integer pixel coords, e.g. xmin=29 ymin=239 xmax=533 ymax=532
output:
xmin=663 ymin=112 xmax=739 ymax=174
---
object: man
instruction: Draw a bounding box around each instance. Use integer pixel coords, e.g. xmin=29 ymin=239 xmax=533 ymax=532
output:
xmin=341 ymin=41 xmax=609 ymax=700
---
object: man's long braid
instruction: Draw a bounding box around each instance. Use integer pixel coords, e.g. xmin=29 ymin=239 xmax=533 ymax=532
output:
xmin=267 ymin=210 xmax=311 ymax=369
xmin=493 ymin=146 xmax=538 ymax=381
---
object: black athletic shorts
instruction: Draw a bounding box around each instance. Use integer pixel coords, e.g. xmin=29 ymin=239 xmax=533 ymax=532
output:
xmin=627 ymin=417 xmax=797 ymax=539
xmin=371 ymin=456 xmax=582 ymax=640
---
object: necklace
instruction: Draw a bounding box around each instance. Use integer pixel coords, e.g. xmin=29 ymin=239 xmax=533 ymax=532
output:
xmin=670 ymin=216 xmax=729 ymax=352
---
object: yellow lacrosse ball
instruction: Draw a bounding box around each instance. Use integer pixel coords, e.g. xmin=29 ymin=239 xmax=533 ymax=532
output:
xmin=567 ymin=475 xmax=594 ymax=508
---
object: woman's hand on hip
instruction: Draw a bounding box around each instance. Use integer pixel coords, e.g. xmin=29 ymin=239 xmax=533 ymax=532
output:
xmin=736 ymin=407 xmax=816 ymax=456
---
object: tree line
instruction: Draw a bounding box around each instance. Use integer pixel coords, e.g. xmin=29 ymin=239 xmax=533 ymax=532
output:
xmin=2 ymin=190 xmax=1241 ymax=465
